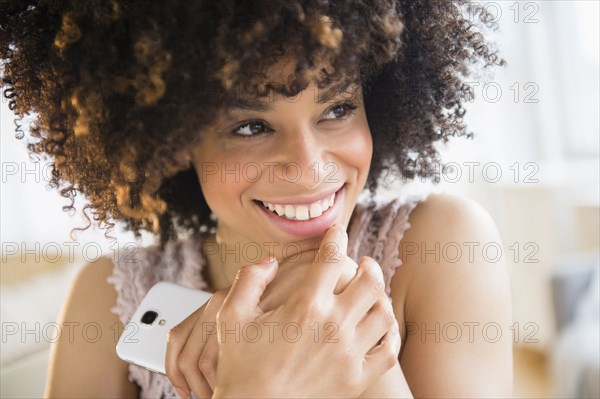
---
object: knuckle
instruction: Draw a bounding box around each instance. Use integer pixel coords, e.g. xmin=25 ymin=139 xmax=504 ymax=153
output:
xmin=177 ymin=353 xmax=195 ymax=374
xmin=383 ymin=349 xmax=397 ymax=370
xmin=383 ymin=342 xmax=399 ymax=369
xmin=238 ymin=263 xmax=262 ymax=277
xmin=198 ymin=355 xmax=216 ymax=378
xmin=379 ymin=297 xmax=396 ymax=328
xmin=360 ymin=261 xmax=385 ymax=295
xmin=382 ymin=310 xmax=395 ymax=331
xmin=300 ymin=297 xmax=329 ymax=323
xmin=164 ymin=362 xmax=176 ymax=379
xmin=166 ymin=325 xmax=184 ymax=344
xmin=305 ymin=301 xmax=325 ymax=320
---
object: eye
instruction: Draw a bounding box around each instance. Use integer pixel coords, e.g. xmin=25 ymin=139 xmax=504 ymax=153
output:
xmin=321 ymin=101 xmax=358 ymax=121
xmin=231 ymin=120 xmax=272 ymax=138
xmin=228 ymin=100 xmax=358 ymax=138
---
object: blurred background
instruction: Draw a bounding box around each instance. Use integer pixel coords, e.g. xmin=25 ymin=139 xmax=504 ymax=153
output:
xmin=1 ymin=1 xmax=598 ymax=397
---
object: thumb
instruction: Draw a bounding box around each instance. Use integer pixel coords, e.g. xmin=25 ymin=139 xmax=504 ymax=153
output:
xmin=220 ymin=257 xmax=278 ymax=322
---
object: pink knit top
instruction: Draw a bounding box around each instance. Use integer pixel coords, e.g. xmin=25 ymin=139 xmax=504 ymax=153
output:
xmin=107 ymin=192 xmax=428 ymax=398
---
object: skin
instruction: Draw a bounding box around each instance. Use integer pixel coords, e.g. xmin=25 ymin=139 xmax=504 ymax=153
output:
xmin=44 ymin=198 xmax=513 ymax=398
xmin=45 ymin=60 xmax=513 ymax=398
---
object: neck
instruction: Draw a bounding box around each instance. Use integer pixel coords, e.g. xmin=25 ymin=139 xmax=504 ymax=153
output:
xmin=202 ymin=233 xmax=238 ymax=292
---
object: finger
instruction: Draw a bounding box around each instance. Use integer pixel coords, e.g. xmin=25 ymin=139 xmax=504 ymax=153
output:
xmin=177 ymin=292 xmax=226 ymax=398
xmin=356 ymin=294 xmax=396 ymax=355
xmin=338 ymin=256 xmax=386 ymax=324
xmin=166 ymin=305 xmax=205 ymax=398
xmin=198 ymin=330 xmax=219 ymax=391
xmin=302 ymin=225 xmax=350 ymax=297
xmin=318 ymin=223 xmax=348 ymax=257
xmin=362 ymin=317 xmax=401 ymax=385
xmin=219 ymin=258 xmax=278 ymax=323
xmin=278 ymin=237 xmax=321 ymax=263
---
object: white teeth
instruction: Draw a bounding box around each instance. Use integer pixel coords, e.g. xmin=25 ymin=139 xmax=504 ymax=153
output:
xmin=309 ymin=202 xmax=323 ymax=218
xmin=261 ymin=191 xmax=337 ymax=221
xmin=296 ymin=206 xmax=309 ymax=221
xmin=284 ymin=205 xmax=295 ymax=219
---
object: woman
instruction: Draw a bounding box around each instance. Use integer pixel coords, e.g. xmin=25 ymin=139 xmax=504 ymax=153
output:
xmin=0 ymin=0 xmax=512 ymax=397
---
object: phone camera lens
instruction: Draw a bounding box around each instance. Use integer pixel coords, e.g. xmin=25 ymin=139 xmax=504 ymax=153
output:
xmin=141 ymin=310 xmax=158 ymax=325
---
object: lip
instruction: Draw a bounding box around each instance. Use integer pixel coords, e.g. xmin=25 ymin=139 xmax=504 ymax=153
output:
xmin=255 ymin=184 xmax=345 ymax=238
xmin=255 ymin=186 xmax=342 ymax=206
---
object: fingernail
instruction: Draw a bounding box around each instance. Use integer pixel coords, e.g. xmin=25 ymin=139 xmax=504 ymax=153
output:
xmin=258 ymin=256 xmax=275 ymax=264
xmin=333 ymin=223 xmax=346 ymax=234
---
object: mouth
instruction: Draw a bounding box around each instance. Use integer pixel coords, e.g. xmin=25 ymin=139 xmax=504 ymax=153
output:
xmin=252 ymin=184 xmax=346 ymax=237
xmin=253 ymin=187 xmax=340 ymax=221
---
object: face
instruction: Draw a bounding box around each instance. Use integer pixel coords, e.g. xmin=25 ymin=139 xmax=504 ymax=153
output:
xmin=187 ymin=66 xmax=373 ymax=262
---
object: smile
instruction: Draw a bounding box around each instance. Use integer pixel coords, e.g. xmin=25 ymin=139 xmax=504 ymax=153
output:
xmin=253 ymin=185 xmax=346 ymax=237
xmin=260 ymin=191 xmax=336 ymax=221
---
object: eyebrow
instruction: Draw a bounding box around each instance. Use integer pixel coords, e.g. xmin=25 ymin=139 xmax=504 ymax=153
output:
xmin=227 ymin=82 xmax=358 ymax=112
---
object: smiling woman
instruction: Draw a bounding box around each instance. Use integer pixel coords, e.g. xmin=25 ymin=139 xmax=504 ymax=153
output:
xmin=0 ymin=0 xmax=511 ymax=398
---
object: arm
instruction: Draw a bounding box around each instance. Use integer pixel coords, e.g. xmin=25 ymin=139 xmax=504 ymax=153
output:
xmin=359 ymin=193 xmax=513 ymax=398
xmin=391 ymin=193 xmax=513 ymax=397
xmin=44 ymin=256 xmax=139 ymax=398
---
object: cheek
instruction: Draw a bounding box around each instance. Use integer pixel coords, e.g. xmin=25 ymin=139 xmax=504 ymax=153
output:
xmin=192 ymin=150 xmax=250 ymax=216
xmin=342 ymin=122 xmax=373 ymax=174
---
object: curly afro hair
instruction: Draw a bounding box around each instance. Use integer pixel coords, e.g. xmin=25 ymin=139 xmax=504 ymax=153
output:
xmin=0 ymin=0 xmax=504 ymax=250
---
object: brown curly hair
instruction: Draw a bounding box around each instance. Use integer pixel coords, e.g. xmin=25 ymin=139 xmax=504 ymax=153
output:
xmin=0 ymin=0 xmax=504 ymax=250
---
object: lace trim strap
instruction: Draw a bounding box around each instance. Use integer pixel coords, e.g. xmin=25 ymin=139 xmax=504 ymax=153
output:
xmin=347 ymin=193 xmax=430 ymax=297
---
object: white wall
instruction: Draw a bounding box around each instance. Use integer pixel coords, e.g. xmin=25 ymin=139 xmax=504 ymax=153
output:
xmin=0 ymin=105 xmax=156 ymax=261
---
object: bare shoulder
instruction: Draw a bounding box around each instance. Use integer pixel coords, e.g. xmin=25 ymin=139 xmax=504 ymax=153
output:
xmin=389 ymin=193 xmax=513 ymax=397
xmin=70 ymin=255 xmax=117 ymax=297
xmin=409 ymin=192 xmax=499 ymax=234
xmin=392 ymin=192 xmax=505 ymax=291
xmin=45 ymin=256 xmax=139 ymax=398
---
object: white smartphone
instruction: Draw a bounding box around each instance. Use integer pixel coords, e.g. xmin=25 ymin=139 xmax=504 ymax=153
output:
xmin=116 ymin=281 xmax=213 ymax=374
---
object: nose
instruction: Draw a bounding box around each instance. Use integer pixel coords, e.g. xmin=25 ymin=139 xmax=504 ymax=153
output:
xmin=274 ymin=126 xmax=328 ymax=190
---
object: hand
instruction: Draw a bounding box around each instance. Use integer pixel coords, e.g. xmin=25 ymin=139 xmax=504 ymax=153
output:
xmin=212 ymin=225 xmax=401 ymax=398
xmin=257 ymin=237 xmax=359 ymax=312
xmin=166 ymin=287 xmax=229 ymax=398
xmin=165 ymin=227 xmax=359 ymax=398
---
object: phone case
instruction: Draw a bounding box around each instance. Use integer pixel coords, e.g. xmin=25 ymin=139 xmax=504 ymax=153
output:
xmin=116 ymin=281 xmax=213 ymax=374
